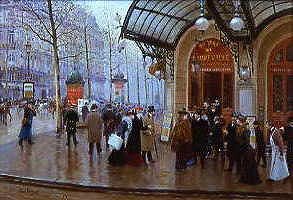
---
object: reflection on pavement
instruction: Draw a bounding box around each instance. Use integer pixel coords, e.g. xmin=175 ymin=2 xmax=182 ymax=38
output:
xmin=0 ymin=113 xmax=56 ymax=145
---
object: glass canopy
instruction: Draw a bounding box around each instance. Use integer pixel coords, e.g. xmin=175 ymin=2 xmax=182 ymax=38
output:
xmin=122 ymin=0 xmax=293 ymax=58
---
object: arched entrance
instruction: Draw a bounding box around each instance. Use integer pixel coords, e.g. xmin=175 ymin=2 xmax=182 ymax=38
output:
xmin=188 ymin=38 xmax=234 ymax=109
xmin=268 ymin=37 xmax=293 ymax=127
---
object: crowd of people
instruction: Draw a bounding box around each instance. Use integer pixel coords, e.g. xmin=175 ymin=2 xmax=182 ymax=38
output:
xmin=15 ymin=98 xmax=292 ymax=186
xmin=63 ymin=103 xmax=158 ymax=166
xmin=0 ymin=98 xmax=56 ymax=127
xmin=171 ymin=99 xmax=291 ymax=184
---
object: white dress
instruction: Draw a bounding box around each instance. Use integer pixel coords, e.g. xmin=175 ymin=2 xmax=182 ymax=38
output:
xmin=269 ymin=129 xmax=290 ymax=181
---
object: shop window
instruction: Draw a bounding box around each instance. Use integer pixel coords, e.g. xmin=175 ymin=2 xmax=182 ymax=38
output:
xmin=273 ymin=75 xmax=283 ymax=112
xmin=288 ymin=76 xmax=293 ymax=111
xmin=286 ymin=45 xmax=293 ymax=61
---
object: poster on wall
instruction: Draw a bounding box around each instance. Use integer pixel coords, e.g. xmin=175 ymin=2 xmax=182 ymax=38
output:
xmin=23 ymin=82 xmax=34 ymax=99
xmin=67 ymin=84 xmax=84 ymax=105
xmin=160 ymin=112 xmax=173 ymax=142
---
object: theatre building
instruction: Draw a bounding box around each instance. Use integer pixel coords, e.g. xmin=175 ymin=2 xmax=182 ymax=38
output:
xmin=122 ymin=1 xmax=293 ymax=126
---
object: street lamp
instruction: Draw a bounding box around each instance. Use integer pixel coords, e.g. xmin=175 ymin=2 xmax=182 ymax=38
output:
xmin=25 ymin=40 xmax=32 ymax=80
xmin=194 ymin=0 xmax=209 ymax=31
xmin=230 ymin=0 xmax=245 ymax=31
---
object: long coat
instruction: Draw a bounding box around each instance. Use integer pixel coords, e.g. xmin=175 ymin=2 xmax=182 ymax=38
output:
xmin=126 ymin=115 xmax=142 ymax=153
xmin=171 ymin=118 xmax=193 ymax=152
xmin=86 ymin=112 xmax=103 ymax=143
xmin=140 ymin=114 xmax=155 ymax=151
xmin=19 ymin=106 xmax=36 ymax=139
xmin=193 ymin=119 xmax=209 ymax=153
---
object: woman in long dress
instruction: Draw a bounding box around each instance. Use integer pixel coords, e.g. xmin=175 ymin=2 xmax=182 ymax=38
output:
xmin=171 ymin=109 xmax=193 ymax=171
xmin=237 ymin=119 xmax=262 ymax=185
xmin=108 ymin=114 xmax=127 ymax=166
xmin=126 ymin=111 xmax=144 ymax=166
xmin=267 ymin=122 xmax=290 ymax=181
xmin=18 ymin=103 xmax=36 ymax=147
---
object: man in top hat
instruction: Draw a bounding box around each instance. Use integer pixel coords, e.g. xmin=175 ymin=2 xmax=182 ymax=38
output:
xmin=254 ymin=120 xmax=266 ymax=167
xmin=234 ymin=115 xmax=250 ymax=173
xmin=86 ymin=104 xmax=103 ymax=155
xmin=171 ymin=108 xmax=193 ymax=171
xmin=140 ymin=106 xmax=156 ymax=164
xmin=64 ymin=105 xmax=79 ymax=147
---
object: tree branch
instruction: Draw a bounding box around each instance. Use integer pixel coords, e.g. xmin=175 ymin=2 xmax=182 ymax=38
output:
xmin=20 ymin=3 xmax=53 ymax=38
xmin=59 ymin=52 xmax=83 ymax=61
xmin=25 ymin=23 xmax=53 ymax=45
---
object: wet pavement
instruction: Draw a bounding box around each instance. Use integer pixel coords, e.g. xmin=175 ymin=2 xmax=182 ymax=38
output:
xmin=0 ymin=126 xmax=291 ymax=197
xmin=0 ymin=112 xmax=56 ymax=145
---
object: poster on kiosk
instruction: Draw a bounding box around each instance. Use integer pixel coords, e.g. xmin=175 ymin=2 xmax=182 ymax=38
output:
xmin=23 ymin=82 xmax=34 ymax=100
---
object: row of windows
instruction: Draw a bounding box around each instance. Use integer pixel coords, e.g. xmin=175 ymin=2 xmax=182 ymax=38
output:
xmin=0 ymin=30 xmax=15 ymax=43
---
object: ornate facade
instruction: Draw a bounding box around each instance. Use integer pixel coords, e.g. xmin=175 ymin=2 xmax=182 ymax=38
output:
xmin=122 ymin=0 xmax=293 ymax=126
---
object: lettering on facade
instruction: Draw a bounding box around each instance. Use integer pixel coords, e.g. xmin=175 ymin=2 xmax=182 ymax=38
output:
xmin=191 ymin=38 xmax=233 ymax=72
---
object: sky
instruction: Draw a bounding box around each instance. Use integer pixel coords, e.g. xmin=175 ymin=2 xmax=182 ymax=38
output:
xmin=74 ymin=1 xmax=164 ymax=106
xmin=76 ymin=0 xmax=132 ymax=29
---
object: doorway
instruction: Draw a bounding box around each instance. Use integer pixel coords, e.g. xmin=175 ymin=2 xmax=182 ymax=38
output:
xmin=189 ymin=38 xmax=234 ymax=109
xmin=204 ymin=72 xmax=221 ymax=102
xmin=268 ymin=37 xmax=293 ymax=127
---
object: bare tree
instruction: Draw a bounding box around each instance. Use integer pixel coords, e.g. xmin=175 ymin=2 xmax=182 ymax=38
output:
xmin=17 ymin=0 xmax=80 ymax=134
xmin=75 ymin=10 xmax=102 ymax=99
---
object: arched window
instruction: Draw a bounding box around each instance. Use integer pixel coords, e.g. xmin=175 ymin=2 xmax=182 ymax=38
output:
xmin=268 ymin=37 xmax=293 ymax=126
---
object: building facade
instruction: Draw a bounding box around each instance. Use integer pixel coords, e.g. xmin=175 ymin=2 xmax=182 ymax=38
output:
xmin=0 ymin=0 xmax=106 ymax=101
xmin=0 ymin=0 xmax=52 ymax=100
xmin=122 ymin=0 xmax=293 ymax=126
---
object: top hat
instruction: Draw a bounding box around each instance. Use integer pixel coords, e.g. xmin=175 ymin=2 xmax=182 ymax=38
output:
xmin=147 ymin=106 xmax=155 ymax=113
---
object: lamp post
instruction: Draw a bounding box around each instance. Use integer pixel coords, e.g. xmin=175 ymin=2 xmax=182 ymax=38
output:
xmin=25 ymin=40 xmax=31 ymax=81
xmin=117 ymin=38 xmax=130 ymax=103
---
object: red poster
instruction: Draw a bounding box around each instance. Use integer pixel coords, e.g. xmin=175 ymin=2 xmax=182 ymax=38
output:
xmin=67 ymin=84 xmax=83 ymax=105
